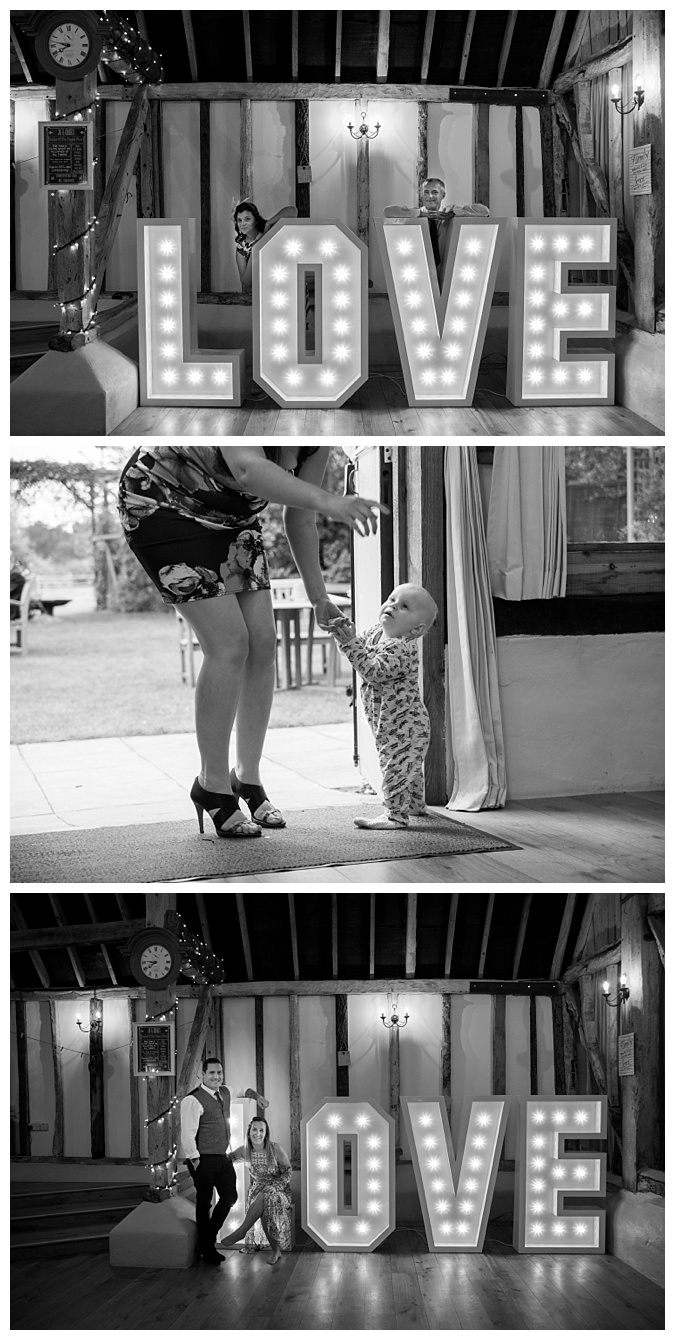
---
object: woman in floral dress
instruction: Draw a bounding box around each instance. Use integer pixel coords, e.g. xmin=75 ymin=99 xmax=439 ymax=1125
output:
xmin=221 ymin=1117 xmax=292 ymax=1264
xmin=118 ymin=445 xmax=381 ymax=840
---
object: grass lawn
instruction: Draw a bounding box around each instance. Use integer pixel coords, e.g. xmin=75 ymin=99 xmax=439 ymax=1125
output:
xmin=11 ymin=610 xmax=352 ymax=744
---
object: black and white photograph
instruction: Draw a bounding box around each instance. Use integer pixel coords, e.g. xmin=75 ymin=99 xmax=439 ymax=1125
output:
xmin=9 ymin=7 xmax=664 ymax=435
xmin=10 ymin=891 xmax=665 ymax=1327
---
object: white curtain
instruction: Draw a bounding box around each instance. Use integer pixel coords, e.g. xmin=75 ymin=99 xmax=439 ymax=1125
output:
xmin=444 ymin=446 xmax=507 ymax=812
xmin=486 ymin=445 xmax=567 ymax=600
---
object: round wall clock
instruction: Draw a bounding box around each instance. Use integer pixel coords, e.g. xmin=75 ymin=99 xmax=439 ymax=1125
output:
xmin=127 ymin=928 xmax=183 ymax=988
xmin=35 ymin=12 xmax=103 ymax=81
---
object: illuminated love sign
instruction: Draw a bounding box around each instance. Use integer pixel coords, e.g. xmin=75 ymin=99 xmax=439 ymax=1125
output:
xmin=252 ymin=220 xmax=368 ymax=407
xmin=375 ymin=216 xmax=505 ymax=407
xmin=301 ymin=1098 xmax=395 ymax=1251
xmin=216 ymin=1097 xmax=252 ymax=1242
xmin=401 ymin=1096 xmax=509 ymax=1252
xmin=506 ymin=219 xmax=617 ymax=406
xmin=513 ymin=1096 xmax=607 ymax=1253
xmin=137 ymin=218 xmax=245 ymax=407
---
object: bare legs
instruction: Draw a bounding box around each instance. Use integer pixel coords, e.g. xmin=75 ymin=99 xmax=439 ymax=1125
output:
xmin=179 ymin=590 xmax=277 ymax=794
xmin=219 ymin=1192 xmax=282 ymax=1262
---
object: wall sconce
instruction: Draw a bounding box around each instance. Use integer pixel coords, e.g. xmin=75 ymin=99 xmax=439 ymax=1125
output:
xmin=602 ymin=975 xmax=630 ymax=1007
xmin=610 ymin=76 xmax=644 ymax=115
xmin=347 ymin=110 xmax=381 ymax=140
xmin=76 ymin=995 xmax=102 ymax=1032
xmin=380 ymin=999 xmax=409 ymax=1030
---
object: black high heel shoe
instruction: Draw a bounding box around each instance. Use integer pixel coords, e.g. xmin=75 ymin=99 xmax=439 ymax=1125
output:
xmin=230 ymin=769 xmax=286 ymax=828
xmin=190 ymin=779 xmax=262 ymax=838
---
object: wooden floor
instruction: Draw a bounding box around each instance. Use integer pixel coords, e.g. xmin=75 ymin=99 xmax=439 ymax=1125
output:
xmin=11 ymin=1228 xmax=664 ymax=1330
xmin=114 ymin=369 xmax=661 ymax=438
xmin=201 ymin=790 xmax=664 ymax=885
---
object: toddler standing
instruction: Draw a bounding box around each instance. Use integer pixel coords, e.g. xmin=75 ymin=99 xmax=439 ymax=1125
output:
xmin=330 ymin=583 xmax=438 ymax=829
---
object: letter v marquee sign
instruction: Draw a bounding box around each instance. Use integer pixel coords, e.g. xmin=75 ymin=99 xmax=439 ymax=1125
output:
xmin=401 ymin=1096 xmax=510 ymax=1252
xmin=375 ymin=216 xmax=506 ymax=407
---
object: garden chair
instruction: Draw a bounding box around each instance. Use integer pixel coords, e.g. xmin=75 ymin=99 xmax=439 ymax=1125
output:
xmin=174 ymin=607 xmax=201 ymax=687
xmin=10 ymin=576 xmax=33 ymax=654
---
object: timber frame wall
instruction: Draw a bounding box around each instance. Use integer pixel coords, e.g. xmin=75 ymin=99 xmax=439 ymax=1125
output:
xmin=10 ymin=11 xmax=665 ymax=332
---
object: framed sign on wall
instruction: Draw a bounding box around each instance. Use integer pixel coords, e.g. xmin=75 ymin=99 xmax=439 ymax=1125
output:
xmin=133 ymin=1022 xmax=175 ymax=1077
xmin=38 ymin=120 xmax=94 ymax=191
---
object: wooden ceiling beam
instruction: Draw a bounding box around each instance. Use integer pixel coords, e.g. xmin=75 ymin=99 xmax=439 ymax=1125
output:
xmin=421 ymin=11 xmax=436 ymax=85
xmin=571 ymin=892 xmax=598 ymax=962
xmin=115 ymin=894 xmax=132 ymax=920
xmin=511 ymin=893 xmax=533 ymax=979
xmin=235 ymin=894 xmax=254 ymax=981
xmin=243 ymin=13 xmax=253 ymax=83
xmin=12 ymin=977 xmax=560 ymax=1001
xmin=10 ymin=899 xmax=50 ymax=988
xmin=48 ymin=894 xmax=86 ymax=989
xmin=376 ymin=11 xmax=391 ymax=84
xmin=134 ymin=12 xmax=149 ymax=43
xmin=82 ymin=894 xmax=118 ymax=985
xmin=335 ymin=12 xmax=343 ymax=82
xmin=477 ymin=894 xmax=496 ymax=978
xmin=550 ymin=892 xmax=578 ymax=978
xmin=563 ymin=11 xmax=589 ymax=70
xmin=443 ymin=893 xmax=459 ymax=976
xmin=331 ymin=893 xmax=339 ymax=978
xmin=288 ymin=894 xmax=300 ymax=981
xmin=553 ymin=33 xmax=633 ymax=93
xmin=369 ymin=893 xmax=376 ymax=979
xmin=182 ymin=11 xmax=199 ymax=82
xmin=291 ymin=11 xmax=299 ymax=82
xmin=195 ymin=894 xmax=212 ymax=948
xmin=538 ymin=10 xmax=567 ymax=88
xmin=18 ymin=83 xmax=549 ymax=106
xmin=562 ymin=938 xmax=621 ymax=984
xmin=11 ymin=918 xmax=145 ymax=951
xmin=496 ymin=12 xmax=517 ymax=89
xmin=458 ymin=11 xmax=476 ymax=87
xmin=405 ymin=893 xmax=417 ymax=979
xmin=11 ymin=21 xmax=33 ymax=82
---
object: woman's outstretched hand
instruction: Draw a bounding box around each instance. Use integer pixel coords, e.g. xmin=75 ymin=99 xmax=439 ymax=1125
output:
xmin=313 ymin=598 xmax=351 ymax=631
xmin=326 ymin=493 xmax=387 ymax=537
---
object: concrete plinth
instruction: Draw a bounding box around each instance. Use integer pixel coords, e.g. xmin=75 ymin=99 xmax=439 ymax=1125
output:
xmin=109 ymin=1193 xmax=198 ymax=1269
xmin=10 ymin=340 xmax=139 ymax=436
xmin=606 ymin=1188 xmax=665 ymax=1287
xmin=614 ymin=327 xmax=665 ymax=430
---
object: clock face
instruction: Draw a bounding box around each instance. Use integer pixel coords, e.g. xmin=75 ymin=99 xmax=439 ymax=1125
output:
xmin=140 ymin=944 xmax=174 ymax=980
xmin=48 ymin=22 xmax=91 ymax=69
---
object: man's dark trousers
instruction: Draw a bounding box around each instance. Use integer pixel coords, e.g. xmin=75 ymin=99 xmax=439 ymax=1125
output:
xmin=187 ymin=1154 xmax=237 ymax=1251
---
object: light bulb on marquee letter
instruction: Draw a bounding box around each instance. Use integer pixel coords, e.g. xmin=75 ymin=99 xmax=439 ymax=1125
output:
xmin=506 ymin=219 xmax=617 ymax=406
xmin=513 ymin=1096 xmax=607 ymax=1253
xmin=401 ymin=1096 xmax=509 ymax=1253
xmin=375 ymin=217 xmax=506 ymax=407
xmin=253 ymin=220 xmax=368 ymax=408
xmin=137 ymin=219 xmax=245 ymax=407
xmin=301 ymin=1098 xmax=395 ymax=1252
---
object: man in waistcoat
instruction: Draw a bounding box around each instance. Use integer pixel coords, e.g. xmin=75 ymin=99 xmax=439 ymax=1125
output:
xmin=180 ymin=1057 xmax=267 ymax=1265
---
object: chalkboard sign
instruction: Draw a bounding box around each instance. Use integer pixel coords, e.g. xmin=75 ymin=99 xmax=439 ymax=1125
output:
xmin=133 ymin=1022 xmax=175 ymax=1076
xmin=39 ymin=120 xmax=94 ymax=190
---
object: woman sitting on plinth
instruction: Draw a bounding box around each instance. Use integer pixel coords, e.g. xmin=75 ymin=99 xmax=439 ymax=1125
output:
xmin=221 ymin=1117 xmax=292 ymax=1264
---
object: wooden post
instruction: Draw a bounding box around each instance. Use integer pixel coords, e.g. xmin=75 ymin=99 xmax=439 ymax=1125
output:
xmin=93 ymin=85 xmax=149 ymax=294
xmin=356 ymin=123 xmax=370 ymax=248
xmin=551 ymin=993 xmax=566 ymax=1094
xmin=145 ymin=894 xmax=177 ymax=1196
xmin=53 ymin=73 xmax=98 ymax=340
xmin=89 ymin=994 xmax=105 ymax=1159
xmin=295 ymin=99 xmax=310 ymax=217
xmin=561 ymin=991 xmax=578 ymax=1094
xmin=550 ymin=94 xmax=568 ymax=216
xmin=539 ymin=103 xmax=556 ymax=216
xmin=254 ymin=996 xmax=265 ymax=1115
xmin=10 ymin=98 xmax=16 ymax=291
xmin=441 ymin=994 xmax=452 ymax=1116
xmin=515 ymin=104 xmax=525 ymax=216
xmin=128 ymin=997 xmax=140 ymax=1161
xmin=620 ymin=893 xmax=662 ymax=1190
xmin=200 ymin=101 xmax=211 ymax=292
xmin=289 ymin=993 xmax=301 ymax=1169
xmin=473 ymin=102 xmax=490 ymax=208
xmin=49 ymin=998 xmax=65 ymax=1158
xmin=631 ymin=9 xmax=665 ymax=329
xmin=529 ymin=994 xmax=538 ymax=1095
xmin=492 ymin=994 xmax=506 ymax=1095
xmin=404 ymin=446 xmax=446 ymax=804
xmin=336 ymin=993 xmax=349 ymax=1097
xmin=388 ymin=1007 xmax=401 ymax=1158
xmin=176 ymin=984 xmax=213 ymax=1097
xmin=417 ymin=102 xmax=428 ymax=202
xmin=94 ymin=98 xmax=106 ymax=220
xmin=240 ymin=97 xmax=253 ymax=202
xmin=15 ymin=1000 xmax=31 ymax=1156
xmin=150 ymin=101 xmax=164 ymax=217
